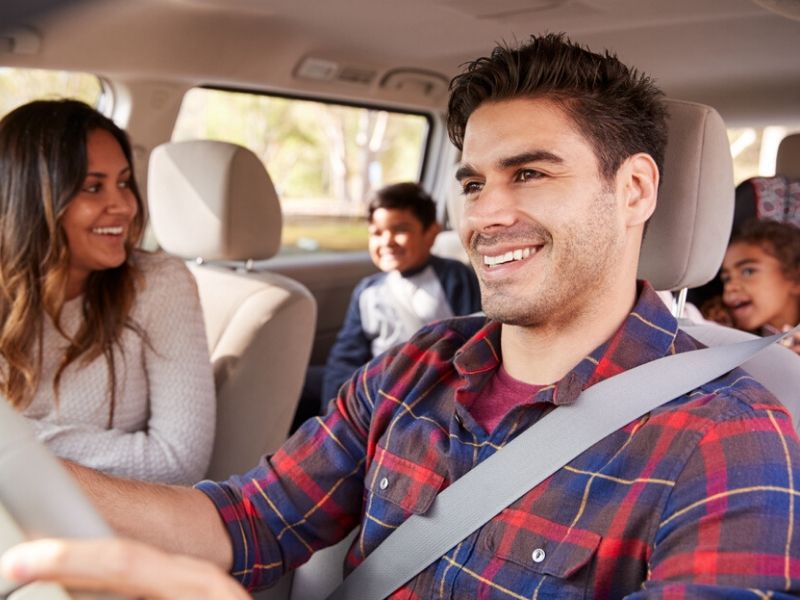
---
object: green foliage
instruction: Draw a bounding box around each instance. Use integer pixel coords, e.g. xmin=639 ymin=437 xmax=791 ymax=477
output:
xmin=172 ymin=87 xmax=429 ymax=253
xmin=173 ymin=88 xmax=428 ymax=209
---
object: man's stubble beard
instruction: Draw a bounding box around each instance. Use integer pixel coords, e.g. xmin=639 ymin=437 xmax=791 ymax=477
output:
xmin=477 ymin=194 xmax=622 ymax=328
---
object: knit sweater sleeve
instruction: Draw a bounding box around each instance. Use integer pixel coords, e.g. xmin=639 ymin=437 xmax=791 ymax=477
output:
xmin=26 ymin=253 xmax=216 ymax=484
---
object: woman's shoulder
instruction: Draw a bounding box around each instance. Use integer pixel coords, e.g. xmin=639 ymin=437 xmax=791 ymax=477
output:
xmin=130 ymin=250 xmax=196 ymax=296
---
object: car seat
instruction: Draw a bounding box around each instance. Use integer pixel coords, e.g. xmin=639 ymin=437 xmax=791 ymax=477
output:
xmin=148 ymin=140 xmax=317 ymax=481
xmin=688 ymin=131 xmax=800 ymax=308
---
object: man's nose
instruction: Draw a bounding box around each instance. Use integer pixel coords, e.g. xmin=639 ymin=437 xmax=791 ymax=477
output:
xmin=463 ymin=182 xmax=518 ymax=231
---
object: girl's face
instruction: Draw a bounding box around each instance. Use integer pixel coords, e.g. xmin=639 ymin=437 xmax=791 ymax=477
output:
xmin=61 ymin=128 xmax=138 ymax=298
xmin=721 ymin=241 xmax=800 ymax=332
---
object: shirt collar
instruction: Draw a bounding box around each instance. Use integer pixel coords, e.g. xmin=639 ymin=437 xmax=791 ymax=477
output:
xmin=398 ymin=256 xmax=434 ymax=278
xmin=453 ymin=281 xmax=679 ymax=406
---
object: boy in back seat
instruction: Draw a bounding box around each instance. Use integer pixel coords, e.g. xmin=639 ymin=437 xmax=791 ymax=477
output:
xmin=321 ymin=182 xmax=481 ymax=404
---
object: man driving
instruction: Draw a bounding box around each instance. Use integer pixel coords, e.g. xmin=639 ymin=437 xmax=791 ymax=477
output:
xmin=3 ymin=33 xmax=799 ymax=598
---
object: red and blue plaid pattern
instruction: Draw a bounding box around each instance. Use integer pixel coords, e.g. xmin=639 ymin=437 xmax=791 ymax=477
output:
xmin=197 ymin=282 xmax=800 ymax=597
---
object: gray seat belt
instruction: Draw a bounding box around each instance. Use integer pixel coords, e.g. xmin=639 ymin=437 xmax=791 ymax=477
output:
xmin=327 ymin=327 xmax=796 ymax=600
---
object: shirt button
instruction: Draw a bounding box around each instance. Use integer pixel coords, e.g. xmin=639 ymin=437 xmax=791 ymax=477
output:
xmin=379 ymin=477 xmax=389 ymax=490
xmin=531 ymin=548 xmax=546 ymax=563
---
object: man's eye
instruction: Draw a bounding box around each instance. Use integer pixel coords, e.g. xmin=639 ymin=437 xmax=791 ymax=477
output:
xmin=461 ymin=181 xmax=482 ymax=195
xmin=516 ymin=169 xmax=543 ymax=182
xmin=741 ymin=267 xmax=756 ymax=277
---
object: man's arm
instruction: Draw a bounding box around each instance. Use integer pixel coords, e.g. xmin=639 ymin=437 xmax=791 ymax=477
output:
xmin=65 ymin=462 xmax=233 ymax=570
xmin=633 ymin=405 xmax=800 ymax=596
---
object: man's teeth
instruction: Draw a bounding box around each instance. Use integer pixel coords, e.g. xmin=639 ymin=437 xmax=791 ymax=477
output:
xmin=92 ymin=226 xmax=123 ymax=235
xmin=483 ymin=247 xmax=532 ymax=266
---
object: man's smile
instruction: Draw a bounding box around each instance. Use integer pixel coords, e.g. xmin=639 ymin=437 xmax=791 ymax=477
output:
xmin=482 ymin=246 xmax=538 ymax=267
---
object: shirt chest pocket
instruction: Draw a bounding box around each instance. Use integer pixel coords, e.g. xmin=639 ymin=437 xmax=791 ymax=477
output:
xmin=475 ymin=508 xmax=601 ymax=599
xmin=363 ymin=446 xmax=445 ymax=530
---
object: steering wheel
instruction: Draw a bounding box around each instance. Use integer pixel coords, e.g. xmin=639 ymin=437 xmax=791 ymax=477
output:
xmin=0 ymin=398 xmax=121 ymax=600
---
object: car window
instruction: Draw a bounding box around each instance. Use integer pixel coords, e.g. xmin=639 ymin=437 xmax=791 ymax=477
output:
xmin=0 ymin=67 xmax=104 ymax=118
xmin=729 ymin=125 xmax=800 ymax=184
xmin=172 ymin=87 xmax=431 ymax=254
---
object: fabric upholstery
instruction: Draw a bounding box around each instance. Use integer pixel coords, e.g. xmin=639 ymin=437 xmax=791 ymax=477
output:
xmin=777 ymin=133 xmax=800 ymax=179
xmin=148 ymin=141 xmax=282 ymax=261
xmin=148 ymin=140 xmax=316 ymax=480
xmin=638 ymin=99 xmax=734 ymax=291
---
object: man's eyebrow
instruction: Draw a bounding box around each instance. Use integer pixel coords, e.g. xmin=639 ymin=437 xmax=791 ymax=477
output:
xmin=455 ymin=151 xmax=565 ymax=182
xmin=498 ymin=150 xmax=563 ymax=170
xmin=454 ymin=164 xmax=478 ymax=182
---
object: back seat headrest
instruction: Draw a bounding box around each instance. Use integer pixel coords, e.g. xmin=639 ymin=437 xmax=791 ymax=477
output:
xmin=638 ymin=99 xmax=734 ymax=291
xmin=147 ymin=140 xmax=283 ymax=262
xmin=777 ymin=133 xmax=800 ymax=179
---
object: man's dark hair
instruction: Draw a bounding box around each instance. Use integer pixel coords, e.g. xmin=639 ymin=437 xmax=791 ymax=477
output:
xmin=447 ymin=33 xmax=668 ymax=183
xmin=367 ymin=182 xmax=437 ymax=230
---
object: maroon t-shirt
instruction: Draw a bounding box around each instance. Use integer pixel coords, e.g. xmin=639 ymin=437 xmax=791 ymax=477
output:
xmin=467 ymin=365 xmax=543 ymax=433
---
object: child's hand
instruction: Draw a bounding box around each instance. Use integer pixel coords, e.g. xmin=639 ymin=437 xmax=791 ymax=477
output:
xmin=779 ymin=325 xmax=800 ymax=356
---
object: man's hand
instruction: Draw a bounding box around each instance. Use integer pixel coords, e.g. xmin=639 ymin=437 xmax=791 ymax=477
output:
xmin=62 ymin=462 xmax=234 ymax=570
xmin=0 ymin=538 xmax=249 ymax=600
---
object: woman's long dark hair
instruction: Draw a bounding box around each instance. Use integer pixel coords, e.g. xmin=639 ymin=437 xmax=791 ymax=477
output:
xmin=0 ymin=99 xmax=146 ymax=425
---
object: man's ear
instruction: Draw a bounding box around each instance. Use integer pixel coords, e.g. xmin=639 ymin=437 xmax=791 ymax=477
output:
xmin=617 ymin=153 xmax=659 ymax=227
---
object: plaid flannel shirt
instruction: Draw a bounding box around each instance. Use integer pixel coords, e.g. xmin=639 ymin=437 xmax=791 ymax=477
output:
xmin=197 ymin=282 xmax=800 ymax=598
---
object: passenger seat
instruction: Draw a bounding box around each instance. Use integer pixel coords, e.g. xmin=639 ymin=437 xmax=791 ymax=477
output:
xmin=148 ymin=140 xmax=317 ymax=480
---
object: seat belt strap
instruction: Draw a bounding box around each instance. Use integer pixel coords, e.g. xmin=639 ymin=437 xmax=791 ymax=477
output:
xmin=327 ymin=327 xmax=797 ymax=600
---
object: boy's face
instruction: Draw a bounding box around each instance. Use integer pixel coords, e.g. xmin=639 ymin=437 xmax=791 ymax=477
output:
xmin=721 ymin=241 xmax=800 ymax=331
xmin=368 ymin=207 xmax=439 ymax=273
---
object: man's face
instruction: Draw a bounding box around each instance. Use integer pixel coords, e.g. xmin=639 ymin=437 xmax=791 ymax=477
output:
xmin=456 ymin=98 xmax=627 ymax=327
xmin=368 ymin=207 xmax=438 ymax=273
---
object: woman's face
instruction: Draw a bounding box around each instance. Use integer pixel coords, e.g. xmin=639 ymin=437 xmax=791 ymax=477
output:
xmin=721 ymin=241 xmax=800 ymax=332
xmin=62 ymin=128 xmax=138 ymax=297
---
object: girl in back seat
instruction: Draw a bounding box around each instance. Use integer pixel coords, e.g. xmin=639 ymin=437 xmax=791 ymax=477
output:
xmin=0 ymin=99 xmax=215 ymax=484
xmin=704 ymin=219 xmax=800 ymax=354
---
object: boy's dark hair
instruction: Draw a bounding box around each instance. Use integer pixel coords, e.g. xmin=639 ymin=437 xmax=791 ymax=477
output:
xmin=732 ymin=219 xmax=800 ymax=283
xmin=447 ymin=33 xmax=668 ymax=183
xmin=367 ymin=182 xmax=437 ymax=230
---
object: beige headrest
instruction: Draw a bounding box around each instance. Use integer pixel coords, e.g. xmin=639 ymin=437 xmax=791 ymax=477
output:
xmin=147 ymin=140 xmax=282 ymax=261
xmin=777 ymin=133 xmax=800 ymax=179
xmin=638 ymin=99 xmax=734 ymax=291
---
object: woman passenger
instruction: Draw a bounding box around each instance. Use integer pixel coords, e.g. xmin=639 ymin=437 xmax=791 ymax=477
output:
xmin=0 ymin=99 xmax=215 ymax=484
